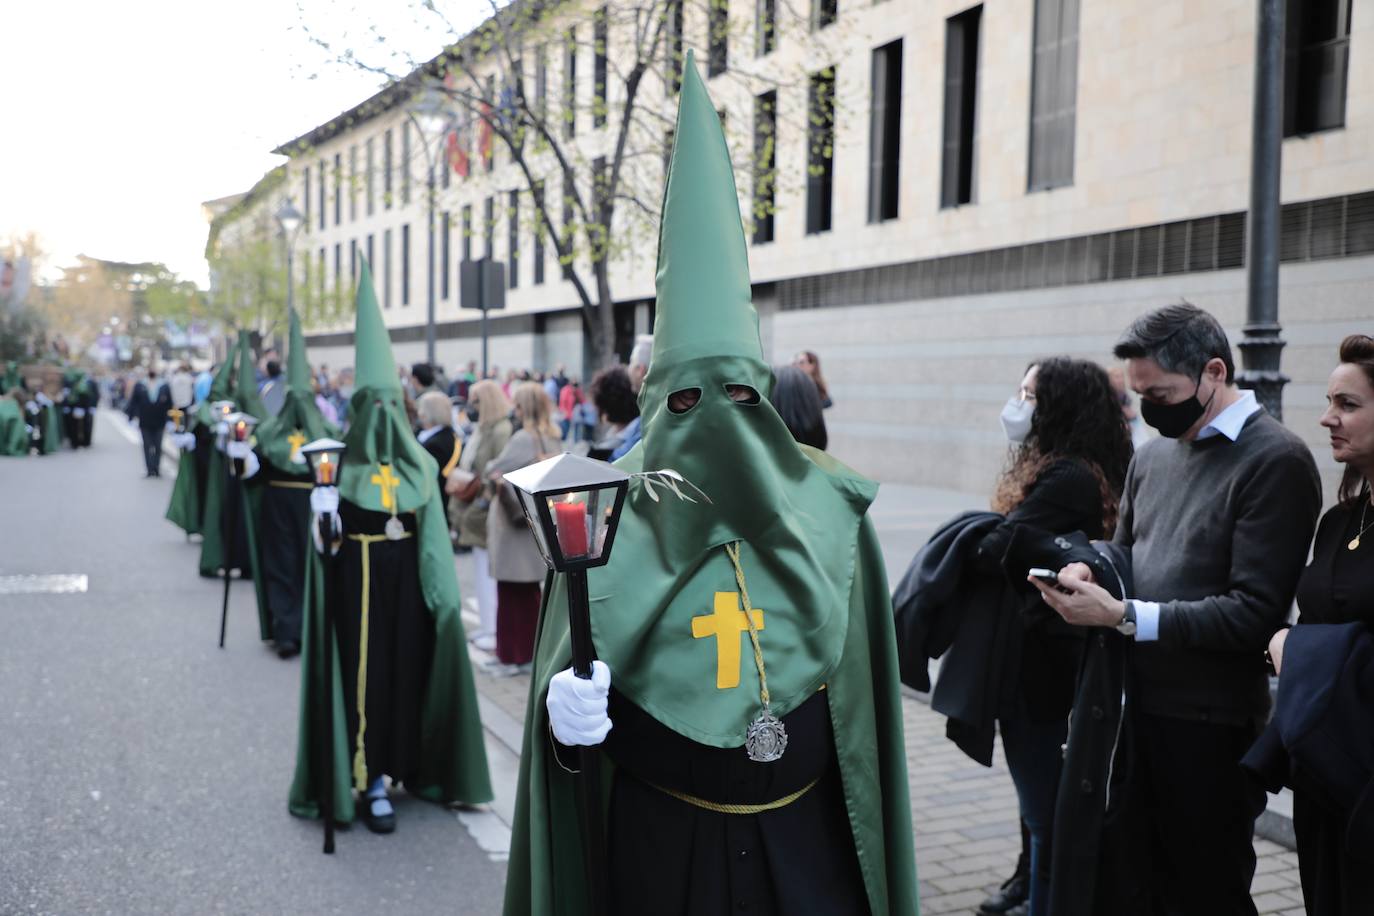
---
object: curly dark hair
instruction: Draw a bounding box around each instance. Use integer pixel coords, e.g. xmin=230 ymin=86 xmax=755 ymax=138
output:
xmin=590 ymin=365 xmax=640 ymax=426
xmin=992 ymin=357 xmax=1134 ymax=536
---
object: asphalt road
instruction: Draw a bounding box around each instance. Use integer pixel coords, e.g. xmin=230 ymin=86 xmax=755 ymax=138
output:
xmin=0 ymin=413 xmax=509 ymax=916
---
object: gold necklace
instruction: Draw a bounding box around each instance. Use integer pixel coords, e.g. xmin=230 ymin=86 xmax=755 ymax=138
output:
xmin=1348 ymin=498 xmax=1374 ymax=550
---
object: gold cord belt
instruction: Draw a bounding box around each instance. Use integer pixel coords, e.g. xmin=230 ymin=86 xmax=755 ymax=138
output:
xmin=649 ymin=777 xmax=818 ymax=815
xmin=345 ymin=530 xmax=413 ymax=791
xmin=268 ymin=480 xmax=315 ymax=489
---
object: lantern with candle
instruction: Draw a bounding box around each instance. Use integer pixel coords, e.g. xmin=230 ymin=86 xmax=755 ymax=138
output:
xmin=504 ymin=451 xmax=630 ymax=911
xmin=301 ymin=437 xmax=345 ymax=487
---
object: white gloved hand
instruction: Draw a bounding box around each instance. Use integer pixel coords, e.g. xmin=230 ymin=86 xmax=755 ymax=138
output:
xmin=239 ymin=449 xmax=260 ymax=479
xmin=73 ymin=408 xmax=86 ymax=418
xmin=177 ymin=432 xmax=196 ymax=451
xmin=226 ymin=440 xmax=252 ymax=460
xmin=310 ymin=487 xmax=342 ymax=555
xmin=547 ymin=661 xmax=613 ymax=747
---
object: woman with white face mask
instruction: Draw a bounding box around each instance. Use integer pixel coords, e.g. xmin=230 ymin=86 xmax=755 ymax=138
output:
xmin=975 ymin=358 xmax=1135 ymax=916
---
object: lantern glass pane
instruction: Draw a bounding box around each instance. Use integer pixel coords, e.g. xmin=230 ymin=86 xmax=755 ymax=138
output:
xmin=519 ymin=488 xmax=554 ymax=566
xmin=544 ymin=484 xmax=618 ymax=564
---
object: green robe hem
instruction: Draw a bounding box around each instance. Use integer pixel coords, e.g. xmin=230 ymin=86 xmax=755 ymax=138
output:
xmin=165 ymin=450 xmax=202 ymax=535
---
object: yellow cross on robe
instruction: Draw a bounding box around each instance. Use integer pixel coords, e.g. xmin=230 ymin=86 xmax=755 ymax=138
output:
xmin=287 ymin=429 xmax=307 ymax=462
xmin=692 ymin=592 xmax=765 ymax=689
xmin=371 ymin=464 xmax=401 ymax=511
xmin=167 ymin=407 xmax=184 ymax=429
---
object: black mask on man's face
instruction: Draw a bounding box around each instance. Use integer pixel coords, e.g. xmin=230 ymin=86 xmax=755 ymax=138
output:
xmin=465 ymin=406 xmax=479 ymax=422
xmin=1140 ymin=370 xmax=1217 ymax=438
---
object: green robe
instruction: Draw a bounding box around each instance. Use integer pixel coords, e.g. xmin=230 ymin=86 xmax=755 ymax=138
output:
xmin=502 ymin=447 xmax=919 ymax=916
xmin=40 ymin=403 xmax=61 ymax=454
xmin=0 ymin=399 xmax=28 ymax=456
xmin=286 ymin=481 xmax=494 ymax=821
xmin=165 ymin=449 xmax=202 ymax=535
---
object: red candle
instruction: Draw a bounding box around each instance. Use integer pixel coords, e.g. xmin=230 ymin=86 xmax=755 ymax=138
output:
xmin=554 ymin=500 xmax=589 ymax=557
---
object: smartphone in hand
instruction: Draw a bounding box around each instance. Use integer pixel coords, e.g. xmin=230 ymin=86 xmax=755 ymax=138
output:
xmin=1028 ymin=568 xmax=1075 ymax=594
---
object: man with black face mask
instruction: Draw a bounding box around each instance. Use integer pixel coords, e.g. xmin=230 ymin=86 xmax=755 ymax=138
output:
xmin=1031 ymin=302 xmax=1320 ymax=915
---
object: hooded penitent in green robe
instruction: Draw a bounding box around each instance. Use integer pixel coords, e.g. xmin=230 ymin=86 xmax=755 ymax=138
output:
xmin=0 ymin=361 xmax=20 ymax=396
xmin=198 ymin=334 xmax=260 ymax=577
xmin=503 ymin=53 xmax=918 ymax=916
xmin=242 ymin=310 xmax=338 ymax=642
xmin=40 ymin=397 xmax=62 ymax=454
xmin=288 ymin=259 xmax=492 ymax=822
xmin=167 ymin=339 xmax=240 ymax=535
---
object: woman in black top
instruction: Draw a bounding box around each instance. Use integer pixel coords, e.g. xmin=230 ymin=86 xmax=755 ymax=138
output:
xmin=974 ymin=357 xmax=1133 ymax=916
xmin=1264 ymin=334 xmax=1374 ymax=915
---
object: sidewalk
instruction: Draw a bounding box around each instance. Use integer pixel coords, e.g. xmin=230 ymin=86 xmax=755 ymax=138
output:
xmin=454 ymin=477 xmax=1306 ymax=915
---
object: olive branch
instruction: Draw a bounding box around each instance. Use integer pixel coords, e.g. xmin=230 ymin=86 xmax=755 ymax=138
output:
xmin=630 ymin=468 xmax=712 ymax=505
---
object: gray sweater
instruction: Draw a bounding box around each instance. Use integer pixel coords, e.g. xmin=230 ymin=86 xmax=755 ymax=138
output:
xmin=1118 ymin=410 xmax=1321 ymax=724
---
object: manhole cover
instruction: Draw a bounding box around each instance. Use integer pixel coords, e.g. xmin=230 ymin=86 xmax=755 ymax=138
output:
xmin=0 ymin=574 xmax=89 ymax=594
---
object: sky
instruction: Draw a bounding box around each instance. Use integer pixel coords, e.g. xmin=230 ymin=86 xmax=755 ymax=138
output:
xmin=1 ymin=0 xmax=485 ymax=287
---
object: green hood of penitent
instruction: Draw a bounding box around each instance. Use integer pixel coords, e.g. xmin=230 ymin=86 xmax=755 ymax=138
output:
xmin=256 ymin=309 xmax=337 ymax=475
xmin=586 ymin=52 xmax=878 ymax=748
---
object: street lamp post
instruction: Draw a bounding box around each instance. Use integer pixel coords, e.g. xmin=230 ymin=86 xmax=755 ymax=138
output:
xmin=409 ymin=91 xmax=452 ymax=369
xmin=275 ymin=200 xmax=305 ymax=328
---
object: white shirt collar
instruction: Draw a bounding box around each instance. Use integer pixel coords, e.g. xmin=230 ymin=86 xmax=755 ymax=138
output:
xmin=1195 ymin=389 xmax=1261 ymax=442
xmin=417 ymin=425 xmax=445 ymax=444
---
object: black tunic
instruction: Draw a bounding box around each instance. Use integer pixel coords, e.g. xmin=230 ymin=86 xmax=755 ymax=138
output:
xmin=420 ymin=427 xmax=460 ymax=519
xmin=1290 ymin=499 xmax=1374 ymax=916
xmin=601 ymin=689 xmax=868 ymax=916
xmin=330 ymin=501 xmax=435 ymax=788
xmin=253 ymin=461 xmax=311 ymax=646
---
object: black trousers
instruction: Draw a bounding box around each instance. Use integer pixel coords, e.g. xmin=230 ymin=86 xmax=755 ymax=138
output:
xmin=1098 ymin=711 xmax=1265 ymax=916
xmin=139 ymin=426 xmax=163 ymax=475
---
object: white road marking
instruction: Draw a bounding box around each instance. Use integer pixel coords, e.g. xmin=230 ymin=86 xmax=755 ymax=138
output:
xmin=0 ymin=574 xmax=89 ymax=594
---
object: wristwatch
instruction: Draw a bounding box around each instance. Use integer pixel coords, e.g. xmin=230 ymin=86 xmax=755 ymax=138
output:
xmin=1115 ymin=600 xmax=1138 ymax=637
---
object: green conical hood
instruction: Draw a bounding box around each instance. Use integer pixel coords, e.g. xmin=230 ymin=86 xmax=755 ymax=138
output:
xmin=353 ymin=259 xmax=402 ymax=395
xmin=587 ymin=53 xmax=878 ymax=749
xmin=194 ymin=335 xmax=240 ymax=428
xmin=231 ymin=330 xmax=268 ymax=422
xmin=338 ymin=257 xmax=436 ymax=514
xmin=256 ymin=309 xmax=337 ymax=474
xmin=648 ymin=49 xmax=763 ymax=377
xmin=287 ymin=308 xmax=312 ymax=392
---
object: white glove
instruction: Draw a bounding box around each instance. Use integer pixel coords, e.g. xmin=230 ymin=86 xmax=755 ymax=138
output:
xmin=239 ymin=450 xmax=260 ymax=479
xmin=216 ymin=420 xmax=229 ymax=436
xmin=310 ymin=486 xmax=342 ymax=555
xmin=73 ymin=407 xmax=86 ymax=418
xmin=547 ymin=661 xmax=613 ymax=747
xmin=176 ymin=432 xmax=196 ymax=451
xmin=226 ymin=440 xmax=252 ymax=460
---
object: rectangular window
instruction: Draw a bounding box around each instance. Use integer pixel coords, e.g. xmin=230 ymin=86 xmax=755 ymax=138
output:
xmin=1028 ymin=0 xmax=1079 ymax=191
xmin=667 ymin=0 xmax=684 ymax=95
xmin=812 ymin=0 xmax=836 ymax=31
xmin=594 ymin=9 xmax=608 ymax=128
xmin=441 ymin=211 xmax=451 ymax=299
xmin=869 ymin=39 xmax=903 ymax=222
xmin=401 ymin=122 xmax=412 ymax=204
xmin=664 ymin=129 xmax=675 ymax=179
xmin=533 ymin=180 xmax=546 ymax=285
xmin=333 ymin=153 xmax=342 ymax=226
xmin=536 ymin=45 xmax=549 ymax=123
xmin=592 ymin=156 xmax=608 ymax=240
xmin=334 ymin=242 xmax=341 ymax=289
xmin=303 ymin=165 xmax=311 ymax=232
xmin=462 ymin=205 xmax=473 ymax=262
xmin=509 ymin=190 xmax=520 ymax=289
xmin=384 ymin=129 xmax=393 ymax=209
xmin=562 ymin=172 xmax=575 ymax=279
xmin=350 ymin=238 xmax=357 ymax=285
xmin=756 ymin=0 xmax=775 ymax=57
xmin=564 ymin=31 xmax=578 ymax=138
xmin=941 ymin=5 xmax=981 ymax=208
xmin=401 ymin=224 xmax=410 ymax=306
xmin=1284 ymin=0 xmax=1352 ymax=136
xmin=483 ymin=196 xmax=495 ymax=259
xmin=382 ymin=230 xmax=392 ymax=308
xmin=318 ymin=247 xmax=326 ymax=300
xmin=366 ymin=138 xmax=375 ymax=215
xmin=441 ymin=141 xmax=451 ymax=190
xmin=806 ymin=68 xmax=836 ymax=235
xmin=753 ymin=90 xmax=777 ymax=244
xmin=349 ymin=145 xmax=358 ymax=220
xmin=709 ymin=0 xmax=729 ymax=76
xmin=318 ymin=160 xmax=326 ymax=230
xmin=366 ymin=234 xmax=374 ymax=273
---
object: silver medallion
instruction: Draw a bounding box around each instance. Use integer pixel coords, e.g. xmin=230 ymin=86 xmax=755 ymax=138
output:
xmin=385 ymin=516 xmax=405 ymax=540
xmin=745 ymin=708 xmax=787 ymax=763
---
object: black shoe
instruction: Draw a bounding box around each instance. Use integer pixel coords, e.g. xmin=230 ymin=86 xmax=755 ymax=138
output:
xmin=360 ymin=796 xmax=395 ymax=834
xmin=276 ymin=641 xmax=300 ymax=659
xmin=978 ymin=871 xmax=1029 ymax=915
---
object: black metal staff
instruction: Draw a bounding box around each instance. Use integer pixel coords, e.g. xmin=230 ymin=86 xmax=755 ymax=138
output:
xmin=302 ymin=437 xmax=346 ymax=855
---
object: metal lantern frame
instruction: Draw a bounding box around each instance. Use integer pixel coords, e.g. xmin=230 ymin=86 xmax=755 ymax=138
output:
xmin=300 ymin=437 xmax=346 ymax=486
